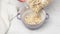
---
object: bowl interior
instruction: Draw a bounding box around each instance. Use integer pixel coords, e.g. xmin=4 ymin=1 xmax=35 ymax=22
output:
xmin=20 ymin=9 xmax=46 ymax=25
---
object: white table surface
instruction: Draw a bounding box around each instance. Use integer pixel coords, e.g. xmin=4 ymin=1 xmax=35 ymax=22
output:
xmin=0 ymin=0 xmax=60 ymax=34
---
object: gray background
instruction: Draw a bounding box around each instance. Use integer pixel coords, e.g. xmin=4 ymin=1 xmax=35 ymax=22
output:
xmin=0 ymin=0 xmax=60 ymax=34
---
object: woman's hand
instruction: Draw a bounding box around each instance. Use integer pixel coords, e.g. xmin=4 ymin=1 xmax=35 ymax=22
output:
xmin=18 ymin=0 xmax=25 ymax=2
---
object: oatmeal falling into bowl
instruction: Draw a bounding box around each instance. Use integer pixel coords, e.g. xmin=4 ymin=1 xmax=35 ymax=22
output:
xmin=27 ymin=0 xmax=51 ymax=13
